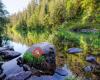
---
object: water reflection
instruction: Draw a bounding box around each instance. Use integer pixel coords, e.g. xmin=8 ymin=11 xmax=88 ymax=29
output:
xmin=4 ymin=41 xmax=29 ymax=54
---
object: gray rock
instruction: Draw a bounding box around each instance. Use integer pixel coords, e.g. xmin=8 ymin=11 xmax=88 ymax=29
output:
xmin=84 ymin=66 xmax=93 ymax=72
xmin=0 ymin=50 xmax=21 ymax=60
xmin=0 ymin=47 xmax=14 ymax=52
xmin=26 ymin=42 xmax=56 ymax=63
xmin=27 ymin=42 xmax=56 ymax=55
xmin=0 ymin=47 xmax=7 ymax=52
xmin=67 ymin=48 xmax=82 ymax=54
xmin=28 ymin=67 xmax=68 ymax=80
xmin=5 ymin=71 xmax=32 ymax=80
xmin=4 ymin=46 xmax=14 ymax=51
xmin=86 ymin=55 xmax=96 ymax=62
xmin=81 ymin=29 xmax=99 ymax=33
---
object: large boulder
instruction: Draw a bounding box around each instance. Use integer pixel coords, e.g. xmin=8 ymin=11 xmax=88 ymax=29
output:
xmin=27 ymin=42 xmax=56 ymax=55
xmin=18 ymin=42 xmax=56 ymax=75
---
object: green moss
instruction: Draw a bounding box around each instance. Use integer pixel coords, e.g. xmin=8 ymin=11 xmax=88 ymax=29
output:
xmin=23 ymin=52 xmax=33 ymax=63
xmin=23 ymin=52 xmax=46 ymax=64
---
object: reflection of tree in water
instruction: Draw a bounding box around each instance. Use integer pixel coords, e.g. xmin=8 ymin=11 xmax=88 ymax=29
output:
xmin=16 ymin=19 xmax=28 ymax=38
xmin=0 ymin=36 xmax=2 ymax=47
xmin=0 ymin=1 xmax=9 ymax=46
xmin=19 ymin=30 xmax=28 ymax=38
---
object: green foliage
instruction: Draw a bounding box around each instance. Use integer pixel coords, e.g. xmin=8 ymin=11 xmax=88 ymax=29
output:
xmin=23 ymin=51 xmax=46 ymax=64
xmin=49 ymin=0 xmax=66 ymax=26
xmin=7 ymin=0 xmax=99 ymax=30
xmin=66 ymin=0 xmax=81 ymax=20
xmin=81 ymin=0 xmax=96 ymax=23
xmin=0 ymin=0 xmax=8 ymax=35
xmin=65 ymin=75 xmax=81 ymax=80
xmin=23 ymin=52 xmax=33 ymax=63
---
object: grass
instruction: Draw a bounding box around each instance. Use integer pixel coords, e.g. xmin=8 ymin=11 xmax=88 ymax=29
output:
xmin=56 ymin=24 xmax=100 ymax=50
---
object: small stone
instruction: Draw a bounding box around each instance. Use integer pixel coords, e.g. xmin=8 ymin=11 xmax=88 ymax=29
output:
xmin=67 ymin=48 xmax=82 ymax=54
xmin=86 ymin=55 xmax=96 ymax=62
xmin=16 ymin=57 xmax=23 ymax=67
xmin=55 ymin=68 xmax=68 ymax=76
xmin=84 ymin=66 xmax=93 ymax=72
xmin=23 ymin=64 xmax=30 ymax=71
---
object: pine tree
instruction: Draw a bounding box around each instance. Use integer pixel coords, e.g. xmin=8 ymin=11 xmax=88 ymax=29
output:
xmin=0 ymin=0 xmax=8 ymax=46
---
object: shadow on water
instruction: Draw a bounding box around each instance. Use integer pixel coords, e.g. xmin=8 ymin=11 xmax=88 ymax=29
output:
xmin=1 ymin=41 xmax=72 ymax=80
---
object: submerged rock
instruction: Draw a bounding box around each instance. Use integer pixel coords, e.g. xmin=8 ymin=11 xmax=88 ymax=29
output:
xmin=5 ymin=71 xmax=32 ymax=80
xmin=55 ymin=68 xmax=68 ymax=76
xmin=1 ymin=58 xmax=70 ymax=80
xmin=67 ymin=48 xmax=82 ymax=54
xmin=1 ymin=58 xmax=24 ymax=79
xmin=0 ymin=50 xmax=21 ymax=60
xmin=28 ymin=67 xmax=68 ymax=80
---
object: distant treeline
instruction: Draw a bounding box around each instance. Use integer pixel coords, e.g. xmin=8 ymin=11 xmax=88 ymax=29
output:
xmin=7 ymin=0 xmax=100 ymax=32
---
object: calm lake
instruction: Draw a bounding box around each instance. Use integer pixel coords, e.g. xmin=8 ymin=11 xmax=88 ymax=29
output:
xmin=3 ymin=29 xmax=99 ymax=80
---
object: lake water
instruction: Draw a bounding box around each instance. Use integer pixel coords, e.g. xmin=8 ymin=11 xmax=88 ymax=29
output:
xmin=3 ymin=28 xmax=99 ymax=80
xmin=2 ymin=40 xmax=72 ymax=80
